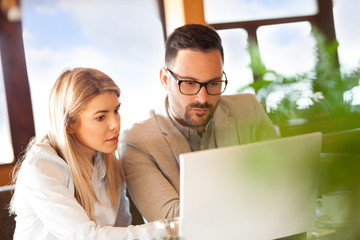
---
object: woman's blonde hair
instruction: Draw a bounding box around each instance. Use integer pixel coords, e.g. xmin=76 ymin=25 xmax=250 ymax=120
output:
xmin=13 ymin=67 xmax=123 ymax=221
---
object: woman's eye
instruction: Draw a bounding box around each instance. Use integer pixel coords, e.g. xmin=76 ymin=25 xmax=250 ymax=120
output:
xmin=96 ymin=115 xmax=105 ymax=121
xmin=115 ymin=103 xmax=121 ymax=114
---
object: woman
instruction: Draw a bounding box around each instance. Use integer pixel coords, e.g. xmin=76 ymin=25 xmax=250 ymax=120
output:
xmin=10 ymin=67 xmax=154 ymax=239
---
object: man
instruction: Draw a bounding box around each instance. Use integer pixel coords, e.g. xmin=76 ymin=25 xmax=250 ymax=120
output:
xmin=119 ymin=24 xmax=278 ymax=222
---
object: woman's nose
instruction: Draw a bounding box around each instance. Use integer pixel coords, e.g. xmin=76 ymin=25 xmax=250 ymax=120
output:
xmin=109 ymin=114 xmax=121 ymax=131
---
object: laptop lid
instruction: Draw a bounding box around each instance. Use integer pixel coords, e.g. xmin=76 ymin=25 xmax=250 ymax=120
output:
xmin=179 ymin=132 xmax=322 ymax=240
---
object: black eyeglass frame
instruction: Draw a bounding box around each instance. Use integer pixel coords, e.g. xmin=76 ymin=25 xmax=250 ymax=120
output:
xmin=165 ymin=68 xmax=228 ymax=96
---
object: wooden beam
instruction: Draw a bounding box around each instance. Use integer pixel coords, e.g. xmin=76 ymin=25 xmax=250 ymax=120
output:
xmin=0 ymin=1 xmax=34 ymax=179
xmin=163 ymin=0 xmax=206 ymax=37
xmin=0 ymin=165 xmax=12 ymax=185
xmin=1 ymin=0 xmax=21 ymax=22
xmin=314 ymin=0 xmax=339 ymax=67
xmin=157 ymin=0 xmax=167 ymax=42
xmin=182 ymin=0 xmax=205 ymax=24
xmin=210 ymin=15 xmax=317 ymax=31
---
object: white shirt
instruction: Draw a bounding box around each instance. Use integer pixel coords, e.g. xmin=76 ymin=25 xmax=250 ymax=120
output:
xmin=11 ymin=140 xmax=155 ymax=240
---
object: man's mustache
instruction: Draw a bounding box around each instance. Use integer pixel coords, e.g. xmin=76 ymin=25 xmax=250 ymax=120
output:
xmin=189 ymin=102 xmax=212 ymax=109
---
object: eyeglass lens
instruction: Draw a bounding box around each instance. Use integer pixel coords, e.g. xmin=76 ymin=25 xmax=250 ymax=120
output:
xmin=180 ymin=80 xmax=226 ymax=95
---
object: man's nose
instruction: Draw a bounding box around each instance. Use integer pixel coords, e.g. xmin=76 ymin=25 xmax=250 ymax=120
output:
xmin=195 ymin=85 xmax=209 ymax=103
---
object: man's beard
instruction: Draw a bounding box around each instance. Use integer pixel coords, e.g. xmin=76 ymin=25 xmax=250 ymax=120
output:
xmin=182 ymin=102 xmax=216 ymax=128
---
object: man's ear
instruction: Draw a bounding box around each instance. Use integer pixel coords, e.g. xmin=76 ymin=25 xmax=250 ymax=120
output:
xmin=160 ymin=67 xmax=169 ymax=90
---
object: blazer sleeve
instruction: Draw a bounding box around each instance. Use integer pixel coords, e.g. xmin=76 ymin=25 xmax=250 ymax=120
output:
xmin=119 ymin=129 xmax=180 ymax=222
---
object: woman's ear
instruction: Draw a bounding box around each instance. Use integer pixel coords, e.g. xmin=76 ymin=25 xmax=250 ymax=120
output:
xmin=66 ymin=122 xmax=76 ymax=134
xmin=160 ymin=67 xmax=169 ymax=90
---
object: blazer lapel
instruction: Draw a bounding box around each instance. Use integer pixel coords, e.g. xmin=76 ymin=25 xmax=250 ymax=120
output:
xmin=155 ymin=99 xmax=191 ymax=165
xmin=213 ymin=103 xmax=239 ymax=148
xmin=163 ymin=128 xmax=191 ymax=165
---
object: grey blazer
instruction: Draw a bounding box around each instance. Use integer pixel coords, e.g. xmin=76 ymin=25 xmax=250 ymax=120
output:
xmin=119 ymin=93 xmax=278 ymax=222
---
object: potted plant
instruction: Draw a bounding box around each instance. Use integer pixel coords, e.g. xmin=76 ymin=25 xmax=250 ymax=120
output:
xmin=239 ymin=28 xmax=360 ymax=137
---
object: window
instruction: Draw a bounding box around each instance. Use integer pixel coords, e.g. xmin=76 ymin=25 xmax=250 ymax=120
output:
xmin=217 ymin=29 xmax=252 ymax=94
xmin=333 ymin=0 xmax=360 ymax=104
xmin=257 ymin=22 xmax=315 ymax=76
xmin=204 ymin=0 xmax=360 ymax=105
xmin=0 ymin=64 xmax=14 ymax=164
xmin=333 ymin=0 xmax=360 ymax=71
xmin=204 ymin=0 xmax=318 ymax=23
xmin=21 ymin=0 xmax=165 ymax=136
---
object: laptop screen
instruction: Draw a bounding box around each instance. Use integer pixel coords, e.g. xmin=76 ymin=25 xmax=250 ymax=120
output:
xmin=179 ymin=132 xmax=322 ymax=240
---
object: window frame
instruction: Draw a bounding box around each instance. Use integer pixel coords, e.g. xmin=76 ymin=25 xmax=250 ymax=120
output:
xmin=207 ymin=0 xmax=338 ymax=82
xmin=0 ymin=7 xmax=35 ymax=185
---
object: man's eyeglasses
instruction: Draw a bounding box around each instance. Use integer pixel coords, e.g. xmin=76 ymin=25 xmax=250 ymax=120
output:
xmin=165 ymin=68 xmax=228 ymax=96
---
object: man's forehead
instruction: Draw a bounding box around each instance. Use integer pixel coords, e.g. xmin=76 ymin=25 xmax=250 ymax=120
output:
xmin=171 ymin=50 xmax=223 ymax=78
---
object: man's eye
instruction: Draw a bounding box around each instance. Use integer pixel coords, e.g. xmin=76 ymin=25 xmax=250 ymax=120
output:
xmin=209 ymin=81 xmax=221 ymax=86
xmin=183 ymin=81 xmax=196 ymax=86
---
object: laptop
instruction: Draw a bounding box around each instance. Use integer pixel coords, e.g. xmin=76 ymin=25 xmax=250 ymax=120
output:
xmin=179 ymin=132 xmax=322 ymax=240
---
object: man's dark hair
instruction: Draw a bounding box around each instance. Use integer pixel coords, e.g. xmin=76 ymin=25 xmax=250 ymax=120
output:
xmin=165 ymin=24 xmax=224 ymax=67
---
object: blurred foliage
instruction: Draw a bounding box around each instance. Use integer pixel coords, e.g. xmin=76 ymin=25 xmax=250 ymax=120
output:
xmin=238 ymin=27 xmax=360 ymax=131
xmin=239 ymin=28 xmax=360 ymax=236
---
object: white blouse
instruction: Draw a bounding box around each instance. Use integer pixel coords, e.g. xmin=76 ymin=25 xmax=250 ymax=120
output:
xmin=11 ymin=140 xmax=154 ymax=240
